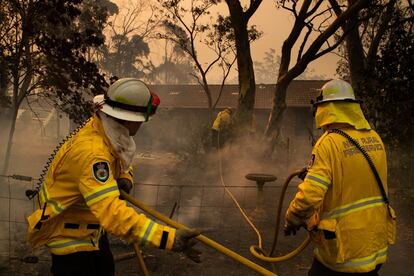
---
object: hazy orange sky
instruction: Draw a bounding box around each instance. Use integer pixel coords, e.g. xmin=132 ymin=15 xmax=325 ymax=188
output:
xmin=113 ymin=0 xmax=340 ymax=82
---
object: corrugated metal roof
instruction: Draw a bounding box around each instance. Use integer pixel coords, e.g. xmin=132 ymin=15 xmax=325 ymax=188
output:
xmin=149 ymin=80 xmax=327 ymax=109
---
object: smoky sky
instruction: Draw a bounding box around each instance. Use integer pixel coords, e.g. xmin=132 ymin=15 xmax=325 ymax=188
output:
xmin=113 ymin=0 xmax=339 ymax=83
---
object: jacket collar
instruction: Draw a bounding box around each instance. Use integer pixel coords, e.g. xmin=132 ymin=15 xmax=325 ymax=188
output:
xmin=91 ymin=113 xmax=118 ymax=158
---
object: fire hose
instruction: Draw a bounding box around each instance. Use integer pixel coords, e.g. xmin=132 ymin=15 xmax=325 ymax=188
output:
xmin=120 ymin=169 xmax=311 ymax=275
xmin=121 ymin=190 xmax=276 ymax=275
xmin=248 ymin=169 xmax=311 ymax=262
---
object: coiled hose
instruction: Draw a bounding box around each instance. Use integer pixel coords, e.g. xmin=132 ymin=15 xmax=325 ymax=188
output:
xmin=216 ymin=131 xmax=311 ymax=264
xmin=249 ymin=169 xmax=311 ymax=262
xmin=120 ymin=190 xmax=277 ymax=276
xmin=121 ymin=169 xmax=311 ymax=275
xmin=120 ymin=128 xmax=311 ymax=275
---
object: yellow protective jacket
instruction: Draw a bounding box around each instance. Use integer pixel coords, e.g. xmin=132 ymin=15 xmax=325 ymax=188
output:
xmin=286 ymin=126 xmax=395 ymax=273
xmin=212 ymin=110 xmax=232 ymax=131
xmin=27 ymin=114 xmax=175 ymax=255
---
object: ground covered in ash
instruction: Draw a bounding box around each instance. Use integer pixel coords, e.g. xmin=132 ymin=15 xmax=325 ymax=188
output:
xmin=2 ymin=135 xmax=413 ymax=276
xmin=111 ymin=148 xmax=414 ymax=276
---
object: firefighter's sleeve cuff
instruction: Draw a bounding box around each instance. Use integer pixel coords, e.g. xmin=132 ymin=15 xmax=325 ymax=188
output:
xmin=119 ymin=167 xmax=134 ymax=186
xmin=153 ymin=225 xmax=175 ymax=251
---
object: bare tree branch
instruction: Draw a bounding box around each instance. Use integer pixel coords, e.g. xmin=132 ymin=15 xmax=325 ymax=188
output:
xmin=189 ymin=72 xmax=203 ymax=86
xmin=297 ymin=23 xmax=313 ymax=62
xmin=213 ymin=56 xmax=237 ymax=108
xmin=245 ymin=0 xmax=263 ymax=20
xmin=306 ymin=0 xmax=325 ymax=17
xmin=313 ymin=30 xmax=348 ymax=60
xmin=298 ymin=0 xmax=370 ymax=65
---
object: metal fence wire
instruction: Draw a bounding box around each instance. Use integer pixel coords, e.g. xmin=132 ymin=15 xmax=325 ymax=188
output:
xmin=0 ymin=175 xmax=302 ymax=275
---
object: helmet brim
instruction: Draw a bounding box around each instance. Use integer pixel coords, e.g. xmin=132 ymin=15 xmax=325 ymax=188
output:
xmin=93 ymin=95 xmax=148 ymax=122
xmin=313 ymin=98 xmax=360 ymax=107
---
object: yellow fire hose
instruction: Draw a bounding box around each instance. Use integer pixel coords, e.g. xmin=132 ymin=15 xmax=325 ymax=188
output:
xmin=121 ymin=190 xmax=277 ymax=276
xmin=133 ymin=243 xmax=150 ymax=276
xmin=120 ymin=168 xmax=312 ymax=275
xmin=216 ymin=130 xmax=312 ymax=265
xmin=249 ymin=169 xmax=311 ymax=262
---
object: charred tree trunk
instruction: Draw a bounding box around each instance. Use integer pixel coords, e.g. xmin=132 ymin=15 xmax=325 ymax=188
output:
xmin=3 ymin=74 xmax=33 ymax=174
xmin=264 ymin=0 xmax=312 ymax=143
xmin=225 ymin=0 xmax=262 ymax=133
xmin=2 ymin=106 xmax=18 ymax=175
xmin=2 ymin=18 xmax=32 ymax=174
xmin=2 ymin=71 xmax=21 ymax=174
xmin=0 ymin=59 xmax=8 ymax=101
xmin=202 ymin=80 xmax=213 ymax=124
xmin=336 ymin=0 xmax=396 ymax=127
xmin=264 ymin=62 xmax=306 ymax=152
xmin=264 ymin=0 xmax=370 ymax=155
xmin=344 ymin=15 xmax=366 ymax=94
xmin=265 ymin=82 xmax=287 ymax=139
xmin=233 ymin=20 xmax=256 ymax=129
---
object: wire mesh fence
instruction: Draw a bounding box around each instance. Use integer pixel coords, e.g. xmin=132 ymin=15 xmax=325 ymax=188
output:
xmin=0 ymin=174 xmax=304 ymax=275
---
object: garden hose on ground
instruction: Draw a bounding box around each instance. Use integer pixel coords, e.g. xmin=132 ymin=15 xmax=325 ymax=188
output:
xmin=121 ymin=169 xmax=311 ymax=275
xmin=121 ymin=191 xmax=276 ymax=276
xmin=133 ymin=243 xmax=150 ymax=276
xmin=217 ymin=131 xmax=311 ymax=263
xmin=121 ymin=134 xmax=311 ymax=275
xmin=249 ymin=169 xmax=311 ymax=263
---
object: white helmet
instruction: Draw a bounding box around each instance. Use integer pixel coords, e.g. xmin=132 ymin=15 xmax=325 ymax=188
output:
xmin=93 ymin=78 xmax=159 ymax=122
xmin=313 ymin=79 xmax=359 ymax=106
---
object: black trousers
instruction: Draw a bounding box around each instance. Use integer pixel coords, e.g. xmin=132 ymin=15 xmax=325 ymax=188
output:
xmin=309 ymin=258 xmax=382 ymax=276
xmin=212 ymin=129 xmax=230 ymax=149
xmin=51 ymin=234 xmax=114 ymax=276
xmin=211 ymin=129 xmax=220 ymax=149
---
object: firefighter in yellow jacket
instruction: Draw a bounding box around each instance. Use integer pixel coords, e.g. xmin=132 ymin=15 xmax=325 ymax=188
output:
xmin=212 ymin=107 xmax=233 ymax=149
xmin=284 ymin=79 xmax=396 ymax=275
xmin=26 ymin=78 xmax=201 ymax=275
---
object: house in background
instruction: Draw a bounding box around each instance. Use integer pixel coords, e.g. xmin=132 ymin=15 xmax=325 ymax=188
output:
xmin=7 ymin=80 xmax=326 ymax=169
xmin=135 ymin=80 xmax=326 ymax=164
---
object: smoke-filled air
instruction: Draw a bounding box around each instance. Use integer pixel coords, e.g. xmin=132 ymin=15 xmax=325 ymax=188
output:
xmin=0 ymin=0 xmax=412 ymax=275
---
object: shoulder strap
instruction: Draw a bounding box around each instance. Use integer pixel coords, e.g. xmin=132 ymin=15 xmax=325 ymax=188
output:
xmin=329 ymin=129 xmax=389 ymax=205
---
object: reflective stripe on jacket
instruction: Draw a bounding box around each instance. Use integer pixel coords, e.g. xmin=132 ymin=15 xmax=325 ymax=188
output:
xmin=27 ymin=114 xmax=175 ymax=255
xmin=286 ymin=127 xmax=391 ymax=273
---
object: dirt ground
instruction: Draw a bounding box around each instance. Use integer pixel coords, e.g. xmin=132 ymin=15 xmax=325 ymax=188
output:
xmin=111 ymin=149 xmax=414 ymax=276
xmin=2 ymin=132 xmax=413 ymax=276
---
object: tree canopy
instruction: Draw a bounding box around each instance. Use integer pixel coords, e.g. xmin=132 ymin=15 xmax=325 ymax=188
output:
xmin=0 ymin=0 xmax=117 ymax=121
xmin=337 ymin=0 xmax=414 ymax=147
xmin=0 ymin=0 xmax=117 ymax=173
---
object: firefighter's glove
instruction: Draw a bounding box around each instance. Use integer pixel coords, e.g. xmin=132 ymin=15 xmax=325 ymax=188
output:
xmin=284 ymin=211 xmax=304 ymax=236
xmin=172 ymin=228 xmax=202 ymax=263
xmin=298 ymin=167 xmax=308 ymax=181
xmin=283 ymin=220 xmax=302 ymax=236
xmin=117 ymin=178 xmax=133 ymax=194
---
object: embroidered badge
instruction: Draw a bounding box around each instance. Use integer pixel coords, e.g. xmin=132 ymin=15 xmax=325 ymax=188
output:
xmin=93 ymin=161 xmax=110 ymax=183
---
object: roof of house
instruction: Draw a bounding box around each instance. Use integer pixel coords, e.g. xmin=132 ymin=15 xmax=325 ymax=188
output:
xmin=149 ymin=80 xmax=327 ymax=109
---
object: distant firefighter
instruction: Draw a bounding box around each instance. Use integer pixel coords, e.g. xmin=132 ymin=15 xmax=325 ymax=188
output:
xmin=26 ymin=78 xmax=201 ymax=275
xmin=211 ymin=107 xmax=234 ymax=149
xmin=284 ymin=79 xmax=396 ymax=275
